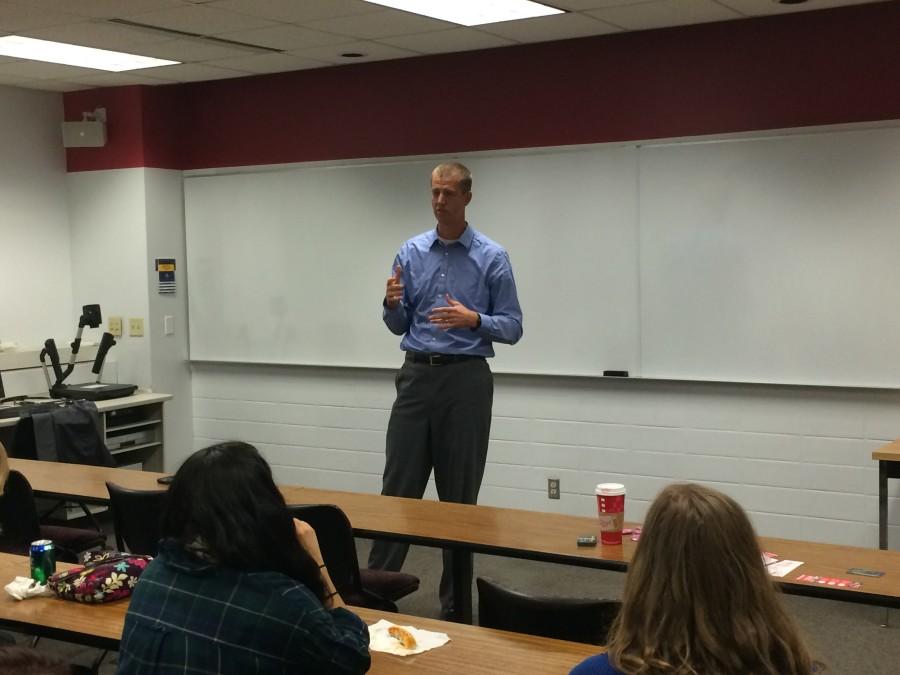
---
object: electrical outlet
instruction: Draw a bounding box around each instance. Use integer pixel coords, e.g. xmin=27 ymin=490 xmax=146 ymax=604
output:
xmin=129 ymin=317 xmax=144 ymax=337
xmin=108 ymin=316 xmax=123 ymax=337
xmin=548 ymin=477 xmax=560 ymax=499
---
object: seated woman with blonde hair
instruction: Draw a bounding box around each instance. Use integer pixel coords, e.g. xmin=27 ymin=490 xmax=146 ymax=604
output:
xmin=571 ymin=482 xmax=822 ymax=675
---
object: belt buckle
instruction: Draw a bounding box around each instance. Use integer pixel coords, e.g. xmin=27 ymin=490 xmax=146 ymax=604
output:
xmin=429 ymin=354 xmax=441 ymax=366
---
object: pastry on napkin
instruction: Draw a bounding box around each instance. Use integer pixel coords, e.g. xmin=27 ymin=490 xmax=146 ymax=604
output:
xmin=368 ymin=619 xmax=450 ymax=655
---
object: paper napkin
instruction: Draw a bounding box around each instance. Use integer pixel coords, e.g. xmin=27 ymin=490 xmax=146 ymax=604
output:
xmin=4 ymin=576 xmax=53 ymax=600
xmin=368 ymin=618 xmax=450 ymax=656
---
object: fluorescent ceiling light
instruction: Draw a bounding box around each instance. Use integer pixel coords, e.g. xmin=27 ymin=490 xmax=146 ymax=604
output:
xmin=0 ymin=36 xmax=179 ymax=72
xmin=363 ymin=0 xmax=564 ymax=27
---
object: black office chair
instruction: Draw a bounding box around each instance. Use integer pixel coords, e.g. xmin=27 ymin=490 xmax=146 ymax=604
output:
xmin=0 ymin=471 xmax=106 ymax=563
xmin=105 ymin=482 xmax=167 ymax=555
xmin=477 ymin=577 xmax=621 ymax=645
xmin=287 ymin=504 xmax=419 ymax=611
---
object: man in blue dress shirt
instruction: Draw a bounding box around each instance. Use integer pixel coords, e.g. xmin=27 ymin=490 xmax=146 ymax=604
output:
xmin=369 ymin=161 xmax=523 ymax=620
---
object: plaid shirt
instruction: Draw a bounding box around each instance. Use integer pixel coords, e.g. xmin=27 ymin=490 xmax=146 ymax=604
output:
xmin=117 ymin=541 xmax=370 ymax=674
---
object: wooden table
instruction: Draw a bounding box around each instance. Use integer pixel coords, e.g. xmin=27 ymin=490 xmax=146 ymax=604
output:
xmin=873 ymin=439 xmax=900 ymax=550
xmin=0 ymin=553 xmax=598 ymax=673
xmin=11 ymin=459 xmax=900 ymax=618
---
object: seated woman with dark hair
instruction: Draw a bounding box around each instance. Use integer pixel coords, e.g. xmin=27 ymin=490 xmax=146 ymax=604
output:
xmin=117 ymin=441 xmax=370 ymax=675
xmin=571 ymin=483 xmax=823 ymax=675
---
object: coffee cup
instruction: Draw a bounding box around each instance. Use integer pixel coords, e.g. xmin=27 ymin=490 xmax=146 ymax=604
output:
xmin=595 ymin=483 xmax=626 ymax=545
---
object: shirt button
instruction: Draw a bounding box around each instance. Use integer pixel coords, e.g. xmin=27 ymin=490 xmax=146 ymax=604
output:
xmin=440 ymin=273 xmax=445 ymax=277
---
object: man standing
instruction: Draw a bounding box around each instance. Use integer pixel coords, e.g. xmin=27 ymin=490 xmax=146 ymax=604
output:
xmin=369 ymin=162 xmax=523 ymax=620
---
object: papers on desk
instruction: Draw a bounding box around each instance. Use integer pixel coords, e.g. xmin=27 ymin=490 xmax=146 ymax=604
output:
xmin=762 ymin=551 xmax=804 ymax=578
xmin=368 ymin=619 xmax=450 ymax=655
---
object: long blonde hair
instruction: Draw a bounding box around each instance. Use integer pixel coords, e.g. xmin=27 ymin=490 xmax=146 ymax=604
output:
xmin=0 ymin=441 xmax=8 ymax=496
xmin=607 ymin=483 xmax=819 ymax=674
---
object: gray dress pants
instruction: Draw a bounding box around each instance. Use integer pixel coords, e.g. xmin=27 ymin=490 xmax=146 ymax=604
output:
xmin=368 ymin=355 xmax=493 ymax=619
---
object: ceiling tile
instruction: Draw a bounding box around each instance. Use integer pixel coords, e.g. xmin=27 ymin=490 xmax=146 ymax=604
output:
xmin=208 ymin=0 xmax=380 ymax=24
xmin=216 ymin=24 xmax=354 ymax=51
xmin=0 ymin=58 xmax=104 ymax=79
xmin=0 ymin=1 xmax=82 ymax=31
xmin=288 ymin=40 xmax=419 ymax=65
xmin=549 ymin=0 xmax=659 ymax=8
xmin=715 ymin=0 xmax=879 ymax=16
xmin=0 ymin=71 xmax=30 ymax=84
xmin=18 ymin=78 xmax=92 ymax=91
xmin=205 ymin=52 xmax=330 ymax=74
xmin=586 ymin=0 xmax=743 ymax=31
xmin=378 ymin=27 xmax=517 ymax=54
xmin=64 ymin=71 xmax=173 ymax=87
xmin=8 ymin=0 xmax=185 ymax=20
xmin=122 ymin=3 xmax=277 ymax=36
xmin=480 ymin=11 xmax=622 ymax=42
xmin=305 ymin=8 xmax=454 ymax=40
xmin=128 ymin=61 xmax=250 ymax=82
xmin=0 ymin=0 xmax=881 ymax=86
xmin=21 ymin=20 xmax=175 ymax=51
xmin=137 ymin=37 xmax=261 ymax=62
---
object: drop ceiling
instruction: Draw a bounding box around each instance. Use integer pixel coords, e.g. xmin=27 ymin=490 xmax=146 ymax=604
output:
xmin=0 ymin=0 xmax=887 ymax=92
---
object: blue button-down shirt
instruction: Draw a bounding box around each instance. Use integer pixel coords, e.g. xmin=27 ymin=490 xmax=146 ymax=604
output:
xmin=383 ymin=225 xmax=523 ymax=357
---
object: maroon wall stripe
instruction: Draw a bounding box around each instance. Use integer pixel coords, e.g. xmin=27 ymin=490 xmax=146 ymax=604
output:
xmin=63 ymin=2 xmax=900 ymax=173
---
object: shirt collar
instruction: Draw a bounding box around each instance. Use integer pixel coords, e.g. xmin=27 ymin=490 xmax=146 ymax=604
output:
xmin=160 ymin=538 xmax=217 ymax=574
xmin=430 ymin=223 xmax=474 ymax=250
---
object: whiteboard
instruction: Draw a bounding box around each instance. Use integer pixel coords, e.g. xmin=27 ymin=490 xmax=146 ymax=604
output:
xmin=185 ymin=125 xmax=900 ymax=386
xmin=184 ymin=147 xmax=640 ymax=376
xmin=639 ymin=128 xmax=900 ymax=387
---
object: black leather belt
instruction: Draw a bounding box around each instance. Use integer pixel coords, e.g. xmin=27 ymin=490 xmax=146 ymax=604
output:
xmin=405 ymin=352 xmax=485 ymax=366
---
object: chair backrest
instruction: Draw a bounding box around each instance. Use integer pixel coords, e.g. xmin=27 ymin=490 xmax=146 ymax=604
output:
xmin=105 ymin=482 xmax=167 ymax=555
xmin=476 ymin=576 xmax=621 ymax=645
xmin=0 ymin=470 xmax=42 ymax=547
xmin=286 ymin=503 xmax=395 ymax=611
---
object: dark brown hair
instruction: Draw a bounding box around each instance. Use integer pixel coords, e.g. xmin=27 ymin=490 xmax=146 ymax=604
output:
xmin=607 ymin=483 xmax=820 ymax=674
xmin=161 ymin=441 xmax=326 ymax=602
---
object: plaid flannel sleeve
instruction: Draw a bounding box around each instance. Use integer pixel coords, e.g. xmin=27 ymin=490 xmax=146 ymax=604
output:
xmin=278 ymin=585 xmax=371 ymax=674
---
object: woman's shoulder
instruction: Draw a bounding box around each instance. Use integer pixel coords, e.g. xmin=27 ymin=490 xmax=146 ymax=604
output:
xmin=150 ymin=543 xmax=311 ymax=599
xmin=570 ymin=653 xmax=623 ymax=675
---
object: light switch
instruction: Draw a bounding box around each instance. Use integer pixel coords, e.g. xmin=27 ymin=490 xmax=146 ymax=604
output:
xmin=164 ymin=315 xmax=174 ymax=335
xmin=129 ymin=317 xmax=144 ymax=337
xmin=108 ymin=316 xmax=123 ymax=337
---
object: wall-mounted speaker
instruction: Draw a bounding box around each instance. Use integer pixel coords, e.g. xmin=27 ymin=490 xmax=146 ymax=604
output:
xmin=61 ymin=120 xmax=106 ymax=148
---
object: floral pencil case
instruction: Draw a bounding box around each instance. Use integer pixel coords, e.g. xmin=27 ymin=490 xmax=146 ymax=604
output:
xmin=48 ymin=550 xmax=152 ymax=603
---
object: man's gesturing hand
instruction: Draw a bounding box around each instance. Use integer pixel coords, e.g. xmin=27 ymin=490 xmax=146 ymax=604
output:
xmin=429 ymin=294 xmax=479 ymax=330
xmin=385 ymin=265 xmax=404 ymax=309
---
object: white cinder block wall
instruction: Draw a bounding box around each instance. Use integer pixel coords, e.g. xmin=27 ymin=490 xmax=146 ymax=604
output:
xmin=192 ymin=364 xmax=900 ymax=550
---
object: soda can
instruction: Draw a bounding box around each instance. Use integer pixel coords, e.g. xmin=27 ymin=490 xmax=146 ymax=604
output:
xmin=30 ymin=539 xmax=56 ymax=584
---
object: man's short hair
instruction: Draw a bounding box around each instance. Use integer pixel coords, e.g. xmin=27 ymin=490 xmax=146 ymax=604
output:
xmin=433 ymin=162 xmax=472 ymax=193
